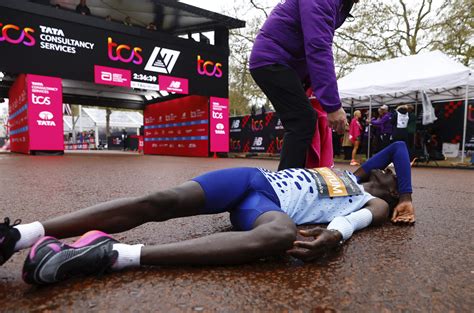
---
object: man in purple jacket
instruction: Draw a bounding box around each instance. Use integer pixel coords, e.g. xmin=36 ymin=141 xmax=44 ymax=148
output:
xmin=250 ymin=0 xmax=358 ymax=170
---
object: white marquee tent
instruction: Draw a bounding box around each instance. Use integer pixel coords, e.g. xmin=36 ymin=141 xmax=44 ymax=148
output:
xmin=337 ymin=50 xmax=473 ymax=161
xmin=64 ymin=107 xmax=143 ymax=145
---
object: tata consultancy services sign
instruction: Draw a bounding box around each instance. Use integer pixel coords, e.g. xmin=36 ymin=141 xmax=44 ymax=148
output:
xmin=9 ymin=74 xmax=63 ymax=154
xmin=210 ymin=97 xmax=229 ymax=152
xmin=27 ymin=75 xmax=63 ymax=151
xmin=0 ymin=6 xmax=228 ymax=98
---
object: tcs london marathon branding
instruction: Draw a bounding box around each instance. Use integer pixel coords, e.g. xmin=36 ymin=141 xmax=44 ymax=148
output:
xmin=0 ymin=9 xmax=228 ymax=98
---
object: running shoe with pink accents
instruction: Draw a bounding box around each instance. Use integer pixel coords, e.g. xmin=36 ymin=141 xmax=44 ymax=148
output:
xmin=22 ymin=231 xmax=118 ymax=285
xmin=0 ymin=217 xmax=21 ymax=265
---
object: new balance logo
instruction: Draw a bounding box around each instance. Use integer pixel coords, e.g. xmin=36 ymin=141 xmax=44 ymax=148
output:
xmin=169 ymin=81 xmax=181 ymax=89
xmin=145 ymin=47 xmax=180 ymax=74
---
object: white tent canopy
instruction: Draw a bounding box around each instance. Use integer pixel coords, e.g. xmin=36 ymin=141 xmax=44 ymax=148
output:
xmin=338 ymin=50 xmax=473 ymax=107
xmin=64 ymin=108 xmax=143 ymax=146
xmin=64 ymin=108 xmax=143 ymax=132
xmin=337 ymin=50 xmax=473 ymax=162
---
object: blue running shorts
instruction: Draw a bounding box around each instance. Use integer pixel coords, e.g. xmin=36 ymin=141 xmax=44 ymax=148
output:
xmin=191 ymin=167 xmax=283 ymax=230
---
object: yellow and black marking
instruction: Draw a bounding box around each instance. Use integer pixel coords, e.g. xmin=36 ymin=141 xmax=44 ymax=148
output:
xmin=307 ymin=167 xmax=362 ymax=198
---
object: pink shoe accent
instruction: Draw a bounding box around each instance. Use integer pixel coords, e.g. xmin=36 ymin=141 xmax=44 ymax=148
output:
xmin=29 ymin=236 xmax=56 ymax=260
xmin=70 ymin=230 xmax=113 ymax=248
xmin=47 ymin=243 xmax=61 ymax=253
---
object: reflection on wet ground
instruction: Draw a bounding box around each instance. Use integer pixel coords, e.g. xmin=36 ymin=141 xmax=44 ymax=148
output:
xmin=0 ymin=153 xmax=473 ymax=311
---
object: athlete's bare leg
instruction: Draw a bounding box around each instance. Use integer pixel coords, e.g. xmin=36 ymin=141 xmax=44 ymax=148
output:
xmin=43 ymin=181 xmax=205 ymax=239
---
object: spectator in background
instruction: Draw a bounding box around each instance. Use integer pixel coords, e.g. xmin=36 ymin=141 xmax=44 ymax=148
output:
xmin=123 ymin=16 xmax=133 ymax=27
xmin=75 ymin=0 xmax=91 ymax=16
xmin=349 ymin=110 xmax=363 ymax=166
xmin=392 ymin=105 xmax=409 ymax=144
xmin=146 ymin=22 xmax=157 ymax=31
xmin=342 ymin=123 xmax=353 ymax=161
xmin=406 ymin=105 xmax=416 ymax=158
xmin=371 ymin=105 xmax=392 ymax=153
xmin=121 ymin=129 xmax=128 ymax=151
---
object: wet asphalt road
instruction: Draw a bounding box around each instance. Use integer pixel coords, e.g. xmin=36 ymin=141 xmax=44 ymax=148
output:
xmin=0 ymin=152 xmax=473 ymax=312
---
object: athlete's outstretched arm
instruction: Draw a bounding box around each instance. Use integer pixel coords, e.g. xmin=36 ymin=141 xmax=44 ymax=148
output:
xmin=141 ymin=211 xmax=297 ymax=265
xmin=353 ymin=141 xmax=415 ymax=224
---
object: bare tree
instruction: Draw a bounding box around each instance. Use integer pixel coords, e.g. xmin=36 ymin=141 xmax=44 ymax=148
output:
xmin=433 ymin=0 xmax=473 ymax=66
xmin=225 ymin=1 xmax=271 ymax=116
xmin=334 ymin=0 xmax=472 ymax=77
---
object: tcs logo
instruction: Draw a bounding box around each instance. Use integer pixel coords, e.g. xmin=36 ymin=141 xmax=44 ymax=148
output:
xmin=251 ymin=119 xmax=264 ymax=132
xmin=107 ymin=37 xmax=143 ymax=65
xmin=212 ymin=111 xmax=223 ymax=119
xmin=32 ymin=94 xmax=51 ymax=105
xmin=0 ymin=23 xmax=35 ymax=46
xmin=197 ymin=55 xmax=222 ymax=78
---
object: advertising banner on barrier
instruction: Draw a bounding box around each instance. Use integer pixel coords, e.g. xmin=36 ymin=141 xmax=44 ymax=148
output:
xmin=27 ymin=74 xmax=63 ymax=151
xmin=144 ymin=96 xmax=209 ymax=156
xmin=431 ymin=100 xmax=474 ymax=151
xmin=210 ymin=97 xmax=229 ymax=152
xmin=8 ymin=74 xmax=29 ymax=154
xmin=8 ymin=74 xmax=63 ymax=153
xmin=229 ymin=112 xmax=285 ymax=154
xmin=465 ymin=100 xmax=474 ymax=151
xmin=0 ymin=6 xmax=228 ymax=98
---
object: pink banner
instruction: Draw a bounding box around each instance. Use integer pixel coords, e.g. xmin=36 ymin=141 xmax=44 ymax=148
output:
xmin=94 ymin=65 xmax=131 ymax=87
xmin=27 ymin=74 xmax=64 ymax=151
xmin=8 ymin=74 xmax=29 ymax=154
xmin=159 ymin=75 xmax=189 ymax=94
xmin=210 ymin=97 xmax=229 ymax=152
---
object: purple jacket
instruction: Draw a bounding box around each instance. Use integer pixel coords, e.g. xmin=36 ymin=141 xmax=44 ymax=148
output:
xmin=371 ymin=113 xmax=393 ymax=135
xmin=249 ymin=0 xmax=354 ymax=113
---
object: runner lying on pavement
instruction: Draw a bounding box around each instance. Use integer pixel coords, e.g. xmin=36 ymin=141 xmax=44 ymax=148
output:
xmin=0 ymin=141 xmax=414 ymax=284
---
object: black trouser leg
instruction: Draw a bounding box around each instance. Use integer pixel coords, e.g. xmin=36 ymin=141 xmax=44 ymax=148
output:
xmin=251 ymin=65 xmax=317 ymax=170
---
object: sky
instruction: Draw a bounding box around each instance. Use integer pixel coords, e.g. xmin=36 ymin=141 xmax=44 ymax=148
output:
xmin=179 ymin=0 xmax=232 ymax=14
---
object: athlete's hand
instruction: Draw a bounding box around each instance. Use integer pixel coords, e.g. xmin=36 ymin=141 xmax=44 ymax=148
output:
xmin=327 ymin=108 xmax=347 ymax=135
xmin=287 ymin=228 xmax=342 ymax=262
xmin=392 ymin=200 xmax=415 ymax=224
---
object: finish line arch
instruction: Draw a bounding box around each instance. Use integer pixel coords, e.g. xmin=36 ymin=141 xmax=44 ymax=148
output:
xmin=0 ymin=0 xmax=245 ymax=155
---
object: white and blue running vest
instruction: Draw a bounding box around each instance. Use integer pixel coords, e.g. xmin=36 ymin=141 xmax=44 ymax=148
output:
xmin=258 ymin=168 xmax=375 ymax=225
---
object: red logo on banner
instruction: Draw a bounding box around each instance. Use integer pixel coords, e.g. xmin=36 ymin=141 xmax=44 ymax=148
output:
xmin=251 ymin=119 xmax=264 ymax=132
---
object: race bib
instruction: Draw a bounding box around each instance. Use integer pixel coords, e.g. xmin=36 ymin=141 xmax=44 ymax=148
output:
xmin=307 ymin=168 xmax=362 ymax=198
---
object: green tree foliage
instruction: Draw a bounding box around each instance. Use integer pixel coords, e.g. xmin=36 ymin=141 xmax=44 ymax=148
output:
xmin=334 ymin=0 xmax=473 ymax=77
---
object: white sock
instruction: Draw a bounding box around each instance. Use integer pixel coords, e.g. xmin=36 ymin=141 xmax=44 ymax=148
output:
xmin=111 ymin=243 xmax=143 ymax=271
xmin=14 ymin=222 xmax=45 ymax=251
